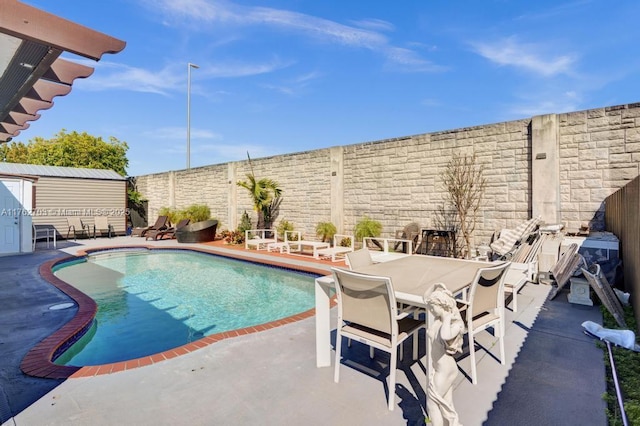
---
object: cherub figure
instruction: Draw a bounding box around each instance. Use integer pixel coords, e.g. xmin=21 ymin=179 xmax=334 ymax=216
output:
xmin=424 ymin=283 xmax=465 ymax=426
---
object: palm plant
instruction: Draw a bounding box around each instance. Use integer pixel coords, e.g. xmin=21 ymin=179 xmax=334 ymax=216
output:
xmin=276 ymin=219 xmax=295 ymax=239
xmin=354 ymin=216 xmax=383 ymax=249
xmin=237 ymin=153 xmax=282 ymax=230
xmin=316 ymin=221 xmax=337 ymax=244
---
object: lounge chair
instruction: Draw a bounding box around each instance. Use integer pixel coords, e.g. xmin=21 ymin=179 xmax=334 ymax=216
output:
xmin=245 ymin=229 xmax=277 ymax=250
xmin=132 ymin=215 xmax=170 ymax=237
xmin=267 ymin=230 xmax=300 ymax=253
xmin=547 ymin=243 xmax=584 ymax=300
xmin=146 ymin=218 xmax=190 ymax=241
xmin=66 ymin=217 xmax=91 ymax=240
xmin=489 ymin=216 xmax=541 ymax=260
xmin=93 ymin=216 xmax=114 ymax=238
xmin=317 ymin=234 xmax=354 ymax=262
xmin=363 ymin=237 xmax=413 ymax=263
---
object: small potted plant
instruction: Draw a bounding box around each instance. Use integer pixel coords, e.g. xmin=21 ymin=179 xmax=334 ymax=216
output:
xmin=354 ymin=215 xmax=383 ymax=249
xmin=316 ymin=221 xmax=337 ymax=244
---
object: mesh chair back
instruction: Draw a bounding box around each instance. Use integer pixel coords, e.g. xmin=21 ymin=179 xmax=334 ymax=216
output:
xmin=332 ymin=268 xmax=395 ymax=335
xmin=468 ymin=262 xmax=511 ymax=317
xmin=346 ymin=248 xmax=374 ymax=270
xmin=67 ymin=217 xmax=85 ymax=228
xmin=94 ymin=216 xmax=109 ymax=228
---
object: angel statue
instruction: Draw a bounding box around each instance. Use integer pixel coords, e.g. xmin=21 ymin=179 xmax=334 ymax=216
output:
xmin=424 ymin=283 xmax=465 ymax=426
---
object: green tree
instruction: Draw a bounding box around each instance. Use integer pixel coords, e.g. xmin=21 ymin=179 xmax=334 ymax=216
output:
xmin=0 ymin=129 xmax=129 ymax=176
xmin=237 ymin=153 xmax=282 ymax=229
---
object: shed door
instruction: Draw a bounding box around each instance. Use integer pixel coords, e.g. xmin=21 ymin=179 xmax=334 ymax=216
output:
xmin=0 ymin=180 xmax=21 ymax=254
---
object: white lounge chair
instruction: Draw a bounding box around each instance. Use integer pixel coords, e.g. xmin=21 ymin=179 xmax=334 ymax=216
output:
xmin=316 ymin=234 xmax=354 ymax=262
xmin=245 ymin=229 xmax=277 ymax=250
xmin=267 ymin=230 xmax=300 ymax=253
xmin=489 ymin=216 xmax=541 ymax=259
xmin=363 ymin=237 xmax=413 ymax=263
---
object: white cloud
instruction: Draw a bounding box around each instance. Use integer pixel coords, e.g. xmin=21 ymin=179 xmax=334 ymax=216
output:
xmin=471 ymin=36 xmax=576 ymax=76
xmin=383 ymin=47 xmax=447 ymax=72
xmin=349 ymin=18 xmax=395 ymax=32
xmin=68 ymin=58 xmax=291 ymax=95
xmin=199 ymin=58 xmax=293 ymax=78
xmin=75 ymin=61 xmax=180 ymax=95
xmin=261 ymin=71 xmax=323 ymax=96
xmin=146 ymin=0 xmax=438 ymax=72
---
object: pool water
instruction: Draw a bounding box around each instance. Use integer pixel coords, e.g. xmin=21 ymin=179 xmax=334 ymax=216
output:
xmin=53 ymin=249 xmax=317 ymax=366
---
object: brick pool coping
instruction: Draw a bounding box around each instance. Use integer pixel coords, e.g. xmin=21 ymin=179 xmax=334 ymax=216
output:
xmin=21 ymin=243 xmax=333 ymax=379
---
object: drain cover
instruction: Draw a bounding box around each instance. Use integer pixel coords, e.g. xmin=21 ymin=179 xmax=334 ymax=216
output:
xmin=49 ymin=302 xmax=75 ymax=310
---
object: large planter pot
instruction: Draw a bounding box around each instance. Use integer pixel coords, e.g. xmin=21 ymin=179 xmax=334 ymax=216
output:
xmin=176 ymin=220 xmax=218 ymax=243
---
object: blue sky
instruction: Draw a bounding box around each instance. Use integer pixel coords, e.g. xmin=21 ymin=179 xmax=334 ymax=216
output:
xmin=19 ymin=0 xmax=640 ymax=176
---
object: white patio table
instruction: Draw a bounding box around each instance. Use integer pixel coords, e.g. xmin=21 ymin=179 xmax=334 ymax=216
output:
xmin=315 ymin=255 xmax=499 ymax=409
xmin=314 ymin=254 xmax=496 ymax=367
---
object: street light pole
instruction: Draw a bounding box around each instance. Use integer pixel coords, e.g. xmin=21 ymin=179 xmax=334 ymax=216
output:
xmin=187 ymin=62 xmax=199 ymax=170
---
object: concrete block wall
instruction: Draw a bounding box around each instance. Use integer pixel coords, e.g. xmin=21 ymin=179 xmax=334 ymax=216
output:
xmin=232 ymin=150 xmax=333 ymax=237
xmin=340 ymin=118 xmax=531 ymax=247
xmin=135 ymin=171 xmax=172 ymax=219
xmin=173 ymin=165 xmax=229 ymax=227
xmin=558 ymin=104 xmax=640 ymax=232
xmin=135 ymin=102 xmax=640 ymax=250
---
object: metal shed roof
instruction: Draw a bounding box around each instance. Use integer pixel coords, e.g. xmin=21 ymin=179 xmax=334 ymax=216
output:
xmin=0 ymin=162 xmax=126 ymax=180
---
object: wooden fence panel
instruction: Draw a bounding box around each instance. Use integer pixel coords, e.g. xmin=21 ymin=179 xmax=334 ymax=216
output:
xmin=605 ymin=176 xmax=640 ymax=331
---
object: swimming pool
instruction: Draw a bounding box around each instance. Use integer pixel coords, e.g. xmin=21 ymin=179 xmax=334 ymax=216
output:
xmin=52 ymin=249 xmax=318 ymax=366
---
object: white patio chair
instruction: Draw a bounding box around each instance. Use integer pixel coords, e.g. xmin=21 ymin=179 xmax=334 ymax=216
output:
xmin=457 ymin=261 xmax=511 ymax=384
xmin=331 ymin=267 xmax=425 ymax=411
xmin=345 ymin=248 xmax=373 ymax=269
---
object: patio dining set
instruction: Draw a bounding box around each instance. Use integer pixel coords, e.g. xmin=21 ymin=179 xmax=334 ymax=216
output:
xmin=240 ymin=222 xmax=540 ymax=417
xmin=317 ymin=250 xmax=515 ymax=413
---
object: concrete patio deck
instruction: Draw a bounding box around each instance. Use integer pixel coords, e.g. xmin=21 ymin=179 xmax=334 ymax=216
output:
xmin=1 ymin=236 xmax=607 ymax=425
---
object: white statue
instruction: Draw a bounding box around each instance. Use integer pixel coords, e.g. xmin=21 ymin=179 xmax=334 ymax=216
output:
xmin=425 ymin=283 xmax=464 ymax=426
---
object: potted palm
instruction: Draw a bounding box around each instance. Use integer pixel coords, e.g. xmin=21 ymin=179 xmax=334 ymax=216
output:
xmin=354 ymin=216 xmax=383 ymax=249
xmin=316 ymin=221 xmax=337 ymax=244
